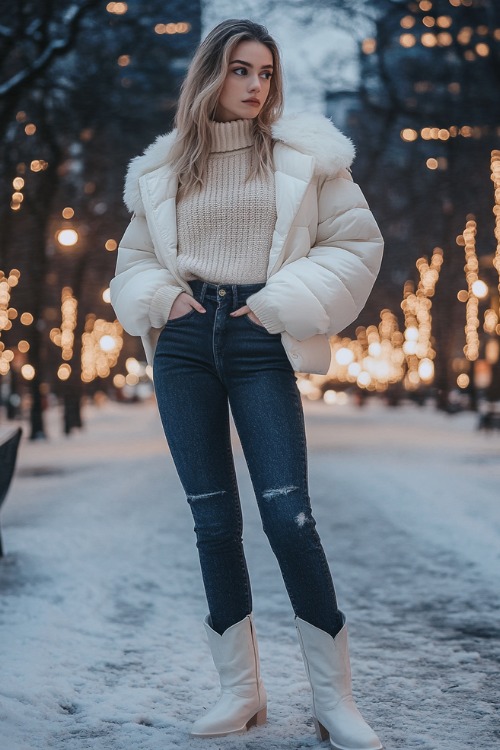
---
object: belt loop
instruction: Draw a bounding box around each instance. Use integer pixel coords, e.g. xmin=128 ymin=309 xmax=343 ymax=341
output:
xmin=232 ymin=284 xmax=239 ymax=310
xmin=200 ymin=281 xmax=207 ymax=303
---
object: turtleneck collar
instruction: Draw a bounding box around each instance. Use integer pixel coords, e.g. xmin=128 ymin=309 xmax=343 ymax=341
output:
xmin=208 ymin=118 xmax=254 ymax=153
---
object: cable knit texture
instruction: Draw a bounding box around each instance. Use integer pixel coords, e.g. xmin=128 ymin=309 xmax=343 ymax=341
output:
xmin=175 ymin=118 xmax=277 ymax=284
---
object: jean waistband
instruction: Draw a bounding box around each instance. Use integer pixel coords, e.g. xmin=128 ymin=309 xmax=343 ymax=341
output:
xmin=189 ymin=279 xmax=266 ymax=303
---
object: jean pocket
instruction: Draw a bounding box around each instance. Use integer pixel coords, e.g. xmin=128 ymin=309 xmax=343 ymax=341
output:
xmin=243 ymin=313 xmax=279 ymax=335
xmin=167 ymin=307 xmax=198 ymax=324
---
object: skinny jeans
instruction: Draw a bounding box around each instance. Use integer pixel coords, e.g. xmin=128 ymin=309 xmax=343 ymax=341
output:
xmin=153 ymin=279 xmax=343 ymax=637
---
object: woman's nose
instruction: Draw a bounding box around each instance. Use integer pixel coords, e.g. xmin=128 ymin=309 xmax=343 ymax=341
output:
xmin=248 ymin=75 xmax=262 ymax=92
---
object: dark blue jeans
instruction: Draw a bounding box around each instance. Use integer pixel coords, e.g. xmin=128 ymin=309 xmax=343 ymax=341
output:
xmin=153 ymin=280 xmax=343 ymax=638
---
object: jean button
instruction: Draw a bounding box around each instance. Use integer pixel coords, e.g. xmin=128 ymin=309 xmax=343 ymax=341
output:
xmin=218 ymin=289 xmax=226 ymax=296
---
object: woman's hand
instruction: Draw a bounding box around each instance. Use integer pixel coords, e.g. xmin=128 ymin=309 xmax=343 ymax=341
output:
xmin=168 ymin=292 xmax=206 ymax=320
xmin=230 ymin=304 xmax=265 ymax=327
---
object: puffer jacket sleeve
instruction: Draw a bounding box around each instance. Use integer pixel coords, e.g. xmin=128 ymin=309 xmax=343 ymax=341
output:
xmin=109 ymin=213 xmax=184 ymax=336
xmin=246 ymin=169 xmax=384 ymax=340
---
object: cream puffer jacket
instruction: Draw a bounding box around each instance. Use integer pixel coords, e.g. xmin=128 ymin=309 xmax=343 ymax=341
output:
xmin=110 ymin=112 xmax=384 ymax=374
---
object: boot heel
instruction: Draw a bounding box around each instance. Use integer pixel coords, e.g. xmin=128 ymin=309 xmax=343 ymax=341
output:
xmin=247 ymin=706 xmax=267 ymax=728
xmin=313 ymin=716 xmax=329 ymax=741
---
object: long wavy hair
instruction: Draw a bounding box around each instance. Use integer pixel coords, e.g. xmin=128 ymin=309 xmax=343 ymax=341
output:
xmin=167 ymin=19 xmax=284 ymax=199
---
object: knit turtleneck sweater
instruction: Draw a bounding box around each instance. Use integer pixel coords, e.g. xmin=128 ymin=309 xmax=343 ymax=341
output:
xmin=175 ymin=117 xmax=277 ymax=284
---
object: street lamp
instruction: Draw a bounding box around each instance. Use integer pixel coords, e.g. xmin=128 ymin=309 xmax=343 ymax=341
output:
xmin=56 ymin=228 xmax=79 ymax=247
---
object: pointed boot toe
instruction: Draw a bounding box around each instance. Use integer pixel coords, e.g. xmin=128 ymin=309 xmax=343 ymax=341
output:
xmin=296 ymin=614 xmax=383 ymax=750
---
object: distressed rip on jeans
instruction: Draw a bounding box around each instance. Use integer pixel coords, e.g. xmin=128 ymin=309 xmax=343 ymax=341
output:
xmin=261 ymin=485 xmax=299 ymax=501
xmin=187 ymin=490 xmax=227 ymax=502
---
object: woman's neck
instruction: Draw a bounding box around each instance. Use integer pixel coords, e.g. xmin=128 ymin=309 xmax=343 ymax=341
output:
xmin=208 ymin=118 xmax=254 ymax=153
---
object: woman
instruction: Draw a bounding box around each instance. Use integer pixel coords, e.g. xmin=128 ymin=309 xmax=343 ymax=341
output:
xmin=110 ymin=18 xmax=384 ymax=750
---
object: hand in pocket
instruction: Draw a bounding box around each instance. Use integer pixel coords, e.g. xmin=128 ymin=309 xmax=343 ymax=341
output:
xmin=168 ymin=292 xmax=206 ymax=321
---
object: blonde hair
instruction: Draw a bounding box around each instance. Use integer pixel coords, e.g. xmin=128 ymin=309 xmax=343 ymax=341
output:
xmin=168 ymin=19 xmax=284 ymax=199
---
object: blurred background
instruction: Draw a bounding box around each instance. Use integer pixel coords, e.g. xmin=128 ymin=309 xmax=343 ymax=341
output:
xmin=1 ymin=0 xmax=500 ymax=437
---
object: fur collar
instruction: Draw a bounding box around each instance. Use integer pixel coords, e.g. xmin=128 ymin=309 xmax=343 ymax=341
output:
xmin=123 ymin=111 xmax=355 ymax=215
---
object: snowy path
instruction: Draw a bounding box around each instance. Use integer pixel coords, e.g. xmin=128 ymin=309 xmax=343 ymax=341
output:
xmin=1 ymin=399 xmax=499 ymax=750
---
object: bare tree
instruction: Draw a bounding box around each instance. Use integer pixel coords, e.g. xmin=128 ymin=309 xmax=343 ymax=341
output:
xmin=0 ymin=0 xmax=201 ymax=435
xmin=329 ymin=0 xmax=500 ymax=409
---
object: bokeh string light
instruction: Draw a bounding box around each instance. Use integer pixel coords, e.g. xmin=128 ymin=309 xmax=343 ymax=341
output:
xmin=491 ymin=150 xmax=500 ymax=313
xmin=400 ymin=247 xmax=442 ymax=388
xmin=0 ymin=269 xmax=21 ymax=376
xmin=459 ymin=220 xmax=481 ymax=361
xmin=50 ymin=287 xmax=77 ymax=363
xmin=81 ymin=316 xmax=123 ymax=383
xmin=297 ymin=248 xmax=443 ymax=400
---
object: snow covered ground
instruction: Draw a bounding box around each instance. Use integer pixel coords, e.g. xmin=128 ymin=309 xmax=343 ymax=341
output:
xmin=1 ymin=397 xmax=499 ymax=750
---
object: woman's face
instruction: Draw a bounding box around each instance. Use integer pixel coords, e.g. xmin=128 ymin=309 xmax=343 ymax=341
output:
xmin=214 ymin=40 xmax=274 ymax=122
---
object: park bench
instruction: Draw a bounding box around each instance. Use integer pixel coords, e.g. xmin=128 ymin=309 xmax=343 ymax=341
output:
xmin=0 ymin=426 xmax=22 ymax=557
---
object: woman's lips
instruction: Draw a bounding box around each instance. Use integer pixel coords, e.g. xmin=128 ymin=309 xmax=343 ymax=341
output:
xmin=243 ymin=100 xmax=260 ymax=106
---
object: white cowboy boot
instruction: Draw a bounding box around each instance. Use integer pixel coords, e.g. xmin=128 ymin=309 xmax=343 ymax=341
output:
xmin=296 ymin=612 xmax=383 ymax=750
xmin=190 ymin=613 xmax=267 ymax=738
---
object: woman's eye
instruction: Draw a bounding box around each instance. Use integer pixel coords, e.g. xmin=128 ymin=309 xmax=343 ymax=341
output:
xmin=232 ymin=68 xmax=272 ymax=80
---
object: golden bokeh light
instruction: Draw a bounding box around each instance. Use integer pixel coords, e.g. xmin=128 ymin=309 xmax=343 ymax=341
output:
xmin=154 ymin=22 xmax=191 ymax=34
xmin=50 ymin=288 xmax=77 ymax=362
xmin=81 ymin=317 xmax=123 ymax=383
xmin=471 ymin=279 xmax=488 ymax=299
xmin=421 ymin=33 xmax=437 ymax=47
xmin=30 ymin=159 xmax=48 ymax=172
xmin=125 ymin=357 xmax=142 ymax=376
xmin=58 ymin=364 xmax=72 ymax=381
xmin=491 ymin=151 xmax=500 ymax=309
xmin=461 ymin=220 xmax=481 ymax=361
xmin=21 ymin=364 xmax=35 ymax=380
xmin=57 ymin=229 xmax=79 ymax=247
xmin=418 ymin=358 xmax=434 ymax=382
xmin=361 ymin=38 xmax=376 ymax=54
xmin=107 ymin=2 xmax=128 ymax=14
xmin=335 ymin=347 xmax=354 ymax=365
xmin=113 ymin=374 xmax=126 ymax=388
xmin=476 ymin=43 xmax=489 ymax=57
xmin=457 ymin=27 xmax=473 ymax=45
xmin=437 ymin=32 xmax=453 ymax=46
xmin=400 ymin=16 xmax=416 ymax=29
xmin=401 ymin=128 xmax=418 ymax=142
xmin=400 ymin=34 xmax=416 ymax=48
xmin=99 ymin=335 xmax=116 ymax=352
